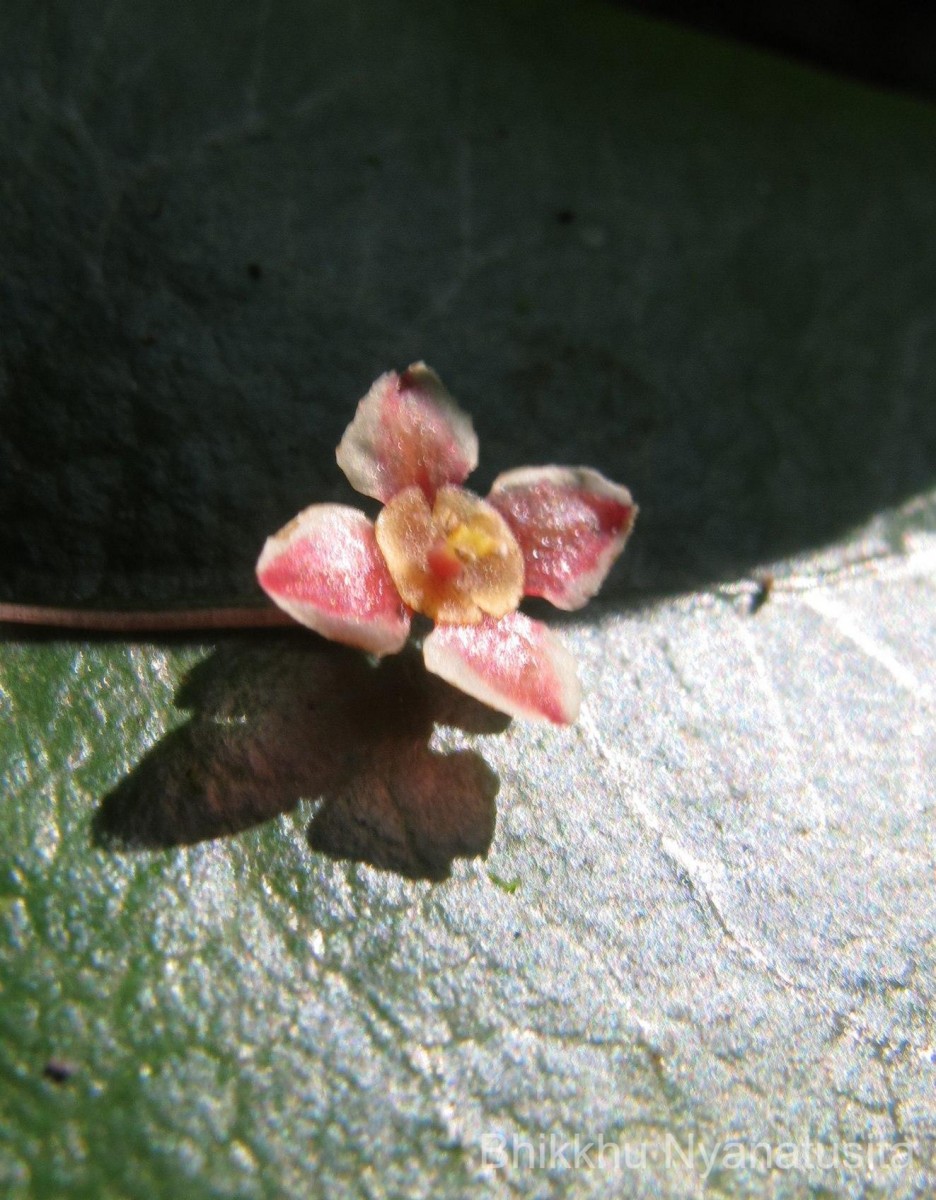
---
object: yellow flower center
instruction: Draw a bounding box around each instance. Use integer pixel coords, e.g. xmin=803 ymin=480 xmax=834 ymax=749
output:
xmin=446 ymin=521 xmax=502 ymax=562
xmin=375 ymin=485 xmax=524 ymax=623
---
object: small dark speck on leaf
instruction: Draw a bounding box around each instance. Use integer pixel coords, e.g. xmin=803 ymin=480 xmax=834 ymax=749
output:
xmin=43 ymin=1059 xmax=75 ymax=1084
xmin=247 ymin=262 xmax=262 ymax=281
xmin=556 ymin=209 xmax=576 ymax=224
xmin=513 ymin=929 xmax=522 ymax=939
xmin=749 ymin=573 xmax=775 ymax=615
xmin=488 ymin=871 xmax=521 ymax=894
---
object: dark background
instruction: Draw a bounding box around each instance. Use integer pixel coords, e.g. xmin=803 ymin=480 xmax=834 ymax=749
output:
xmin=617 ymin=0 xmax=936 ymax=99
xmin=2 ymin=0 xmax=935 ymax=610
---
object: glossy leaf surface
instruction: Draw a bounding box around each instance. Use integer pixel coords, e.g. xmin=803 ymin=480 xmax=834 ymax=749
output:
xmin=1 ymin=1 xmax=934 ymax=1196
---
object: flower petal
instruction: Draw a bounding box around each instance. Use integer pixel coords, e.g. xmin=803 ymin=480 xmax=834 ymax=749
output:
xmin=488 ymin=466 xmax=637 ymax=610
xmin=256 ymin=505 xmax=410 ymax=655
xmin=336 ymin=363 xmax=479 ymax=502
xmin=423 ymin=612 xmax=581 ymax=724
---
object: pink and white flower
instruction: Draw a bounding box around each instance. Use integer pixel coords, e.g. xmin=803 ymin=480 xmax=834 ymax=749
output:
xmin=257 ymin=364 xmax=637 ymax=724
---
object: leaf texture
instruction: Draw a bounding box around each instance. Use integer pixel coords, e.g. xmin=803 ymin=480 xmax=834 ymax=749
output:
xmin=1 ymin=1 xmax=935 ymax=1197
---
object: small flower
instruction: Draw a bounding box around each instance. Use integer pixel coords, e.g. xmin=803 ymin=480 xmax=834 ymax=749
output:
xmin=257 ymin=364 xmax=637 ymax=724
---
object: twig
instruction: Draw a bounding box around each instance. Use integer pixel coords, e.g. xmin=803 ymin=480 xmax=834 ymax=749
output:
xmin=0 ymin=603 xmax=294 ymax=633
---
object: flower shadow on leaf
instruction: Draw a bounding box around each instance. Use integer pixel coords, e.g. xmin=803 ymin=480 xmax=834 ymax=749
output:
xmin=93 ymin=636 xmax=507 ymax=881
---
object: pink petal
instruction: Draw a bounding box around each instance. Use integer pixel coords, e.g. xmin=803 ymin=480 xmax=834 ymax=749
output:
xmin=423 ymin=612 xmax=581 ymax=724
xmin=256 ymin=505 xmax=411 ymax=656
xmin=336 ymin=363 xmax=478 ymax=502
xmin=488 ymin=466 xmax=637 ymax=610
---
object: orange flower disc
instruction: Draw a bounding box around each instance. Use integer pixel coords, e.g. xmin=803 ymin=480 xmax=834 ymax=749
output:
xmin=375 ymin=485 xmax=524 ymax=624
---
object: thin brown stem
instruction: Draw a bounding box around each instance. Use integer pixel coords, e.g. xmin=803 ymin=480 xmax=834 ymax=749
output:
xmin=0 ymin=603 xmax=295 ymax=634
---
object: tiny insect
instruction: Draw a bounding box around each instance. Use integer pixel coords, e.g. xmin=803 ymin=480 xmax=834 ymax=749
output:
xmin=749 ymin=573 xmax=775 ymax=615
xmin=43 ymin=1058 xmax=76 ymax=1084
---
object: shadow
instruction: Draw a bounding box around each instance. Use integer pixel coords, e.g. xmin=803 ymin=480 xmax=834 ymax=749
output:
xmin=1 ymin=0 xmax=934 ymax=612
xmin=612 ymin=0 xmax=936 ymax=104
xmin=94 ymin=636 xmax=508 ymax=881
